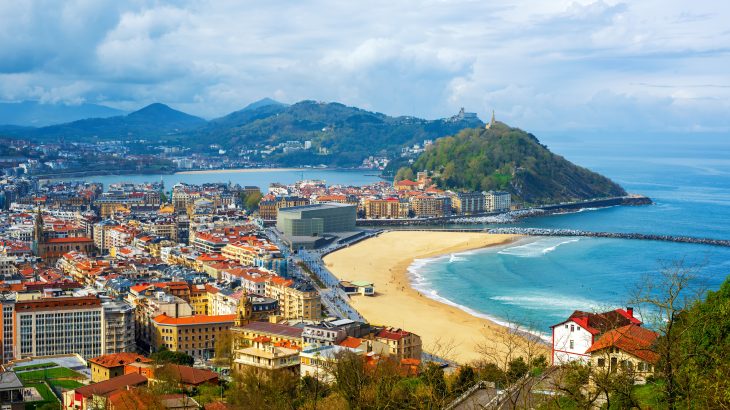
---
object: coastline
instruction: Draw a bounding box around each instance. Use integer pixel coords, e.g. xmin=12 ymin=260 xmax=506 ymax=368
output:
xmin=175 ymin=167 xmax=310 ymax=175
xmin=323 ymin=231 xmax=548 ymax=364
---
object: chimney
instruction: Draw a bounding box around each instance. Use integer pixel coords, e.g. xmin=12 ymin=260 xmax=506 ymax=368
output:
xmin=626 ymin=307 xmax=634 ymax=318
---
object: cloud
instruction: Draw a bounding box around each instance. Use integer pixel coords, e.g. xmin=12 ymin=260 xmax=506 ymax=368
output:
xmin=0 ymin=0 xmax=728 ymax=133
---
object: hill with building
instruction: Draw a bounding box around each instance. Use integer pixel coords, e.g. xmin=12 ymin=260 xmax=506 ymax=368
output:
xmin=193 ymin=100 xmax=484 ymax=167
xmin=396 ymin=121 xmax=627 ymax=205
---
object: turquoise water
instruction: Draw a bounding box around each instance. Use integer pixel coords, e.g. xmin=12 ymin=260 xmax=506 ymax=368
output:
xmin=413 ymin=134 xmax=730 ymax=334
xmin=58 ymin=168 xmax=382 ymax=189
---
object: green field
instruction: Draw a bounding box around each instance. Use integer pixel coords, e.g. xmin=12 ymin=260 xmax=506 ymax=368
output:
xmin=14 ymin=362 xmax=59 ymax=372
xmin=19 ymin=367 xmax=85 ymax=381
xmin=24 ymin=381 xmax=60 ymax=409
xmin=48 ymin=379 xmax=85 ymax=390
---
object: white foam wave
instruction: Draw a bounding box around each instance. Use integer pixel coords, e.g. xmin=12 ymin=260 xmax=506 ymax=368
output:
xmin=498 ymin=238 xmax=580 ymax=257
xmin=490 ymin=294 xmax=602 ymax=313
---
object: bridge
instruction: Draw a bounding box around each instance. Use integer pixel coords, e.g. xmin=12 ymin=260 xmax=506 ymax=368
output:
xmin=485 ymin=228 xmax=730 ymax=248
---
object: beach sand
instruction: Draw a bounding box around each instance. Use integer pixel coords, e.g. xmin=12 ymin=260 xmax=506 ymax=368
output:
xmin=175 ymin=167 xmax=306 ymax=175
xmin=324 ymin=230 xmax=547 ymax=364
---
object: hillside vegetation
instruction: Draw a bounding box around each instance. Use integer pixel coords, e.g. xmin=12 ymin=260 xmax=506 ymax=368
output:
xmin=398 ymin=122 xmax=627 ymax=204
xmin=194 ymin=100 xmax=483 ymax=166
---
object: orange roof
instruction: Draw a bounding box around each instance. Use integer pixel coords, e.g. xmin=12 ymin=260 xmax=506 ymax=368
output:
xmin=339 ymin=337 xmax=364 ymax=349
xmin=586 ymin=324 xmax=659 ymax=364
xmin=46 ymin=237 xmax=93 ymax=243
xmin=89 ymin=352 xmax=152 ymax=368
xmin=153 ymin=313 xmax=236 ymax=326
xmin=396 ymin=179 xmax=418 ymax=186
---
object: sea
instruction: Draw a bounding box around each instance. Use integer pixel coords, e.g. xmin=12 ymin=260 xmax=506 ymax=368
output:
xmin=65 ymin=133 xmax=730 ymax=335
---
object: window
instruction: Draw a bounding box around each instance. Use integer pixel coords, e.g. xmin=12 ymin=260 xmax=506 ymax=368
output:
xmin=597 ymin=358 xmax=605 ymax=367
xmin=570 ymin=325 xmax=574 ymax=332
xmin=569 ymin=340 xmax=574 ymax=349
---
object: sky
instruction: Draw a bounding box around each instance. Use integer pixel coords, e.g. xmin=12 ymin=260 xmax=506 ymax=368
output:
xmin=1 ymin=0 xmax=729 ymax=134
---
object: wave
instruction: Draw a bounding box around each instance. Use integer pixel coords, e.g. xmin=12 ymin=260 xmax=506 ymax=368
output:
xmin=405 ymin=258 xmax=551 ymax=340
xmin=490 ymin=294 xmax=603 ymax=313
xmin=498 ymin=238 xmax=580 ymax=257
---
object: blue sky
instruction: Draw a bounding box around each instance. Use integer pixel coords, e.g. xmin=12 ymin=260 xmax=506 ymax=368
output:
xmin=0 ymin=0 xmax=728 ymax=133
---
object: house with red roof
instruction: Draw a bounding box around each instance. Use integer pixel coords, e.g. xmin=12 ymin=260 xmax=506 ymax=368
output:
xmin=551 ymin=307 xmax=641 ymax=365
xmin=585 ymin=323 xmax=659 ymax=382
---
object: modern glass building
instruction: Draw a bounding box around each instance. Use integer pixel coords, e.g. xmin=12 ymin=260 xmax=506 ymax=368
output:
xmin=276 ymin=203 xmax=357 ymax=237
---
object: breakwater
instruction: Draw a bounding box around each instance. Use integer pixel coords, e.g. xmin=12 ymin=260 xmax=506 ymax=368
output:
xmin=356 ymin=195 xmax=652 ymax=227
xmin=485 ymin=227 xmax=730 ymax=248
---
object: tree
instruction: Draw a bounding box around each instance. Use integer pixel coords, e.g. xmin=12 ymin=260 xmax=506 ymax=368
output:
xmin=240 ymin=191 xmax=263 ymax=212
xmin=213 ymin=330 xmax=233 ymax=367
xmin=451 ymin=365 xmax=477 ymax=396
xmin=629 ymin=260 xmax=706 ymax=409
xmin=394 ymin=167 xmax=415 ymax=182
xmin=151 ymin=346 xmax=194 ymax=366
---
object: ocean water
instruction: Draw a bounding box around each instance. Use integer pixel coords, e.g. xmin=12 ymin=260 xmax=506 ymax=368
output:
xmin=56 ymin=168 xmax=382 ymax=189
xmin=412 ymin=134 xmax=730 ymax=334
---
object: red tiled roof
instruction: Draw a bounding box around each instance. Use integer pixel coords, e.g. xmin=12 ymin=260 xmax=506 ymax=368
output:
xmin=89 ymin=352 xmax=152 ymax=368
xmin=586 ymin=324 xmax=660 ymax=364
xmin=377 ymin=328 xmax=411 ymax=341
xmin=46 ymin=237 xmax=93 ymax=243
xmin=74 ymin=373 xmax=148 ymax=398
xmin=153 ymin=313 xmax=236 ymax=326
xmin=157 ymin=364 xmax=218 ymax=386
xmin=339 ymin=337 xmax=364 ymax=349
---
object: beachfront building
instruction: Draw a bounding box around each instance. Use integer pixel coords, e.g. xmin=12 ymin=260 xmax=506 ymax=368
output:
xmin=484 ymin=190 xmax=511 ymax=212
xmin=373 ymin=328 xmax=422 ymax=361
xmin=265 ymin=277 xmax=321 ymax=320
xmin=551 ymin=308 xmax=641 ymax=365
xmin=339 ymin=281 xmax=375 ymax=296
xmin=410 ymin=195 xmax=452 ymax=218
xmin=586 ymin=324 xmax=659 ymax=384
xmin=14 ymin=296 xmax=103 ymax=359
xmin=452 ymin=191 xmax=486 ymax=214
xmin=276 ymin=203 xmax=357 ymax=237
xmin=363 ymin=198 xmax=409 ymax=219
xmin=150 ymin=313 xmax=236 ymax=361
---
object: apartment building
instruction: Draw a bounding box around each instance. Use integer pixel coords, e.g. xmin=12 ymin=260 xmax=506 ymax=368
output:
xmin=452 ymin=191 xmax=486 ymax=215
xmin=373 ymin=328 xmax=422 ymax=361
xmin=411 ymin=195 xmax=452 ymax=218
xmin=232 ymin=336 xmax=300 ymax=378
xmin=14 ymin=296 xmax=103 ymax=359
xmin=364 ymin=198 xmax=409 ymax=219
xmin=484 ymin=190 xmax=511 ymax=212
xmin=265 ymin=277 xmax=321 ymax=320
xmin=102 ymin=300 xmax=136 ymax=354
xmin=151 ymin=313 xmax=236 ymax=360
xmin=0 ymin=293 xmax=15 ymax=364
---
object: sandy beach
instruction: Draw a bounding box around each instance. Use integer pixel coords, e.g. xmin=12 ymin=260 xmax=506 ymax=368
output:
xmin=324 ymin=230 xmax=548 ymax=364
xmin=175 ymin=167 xmax=307 ymax=175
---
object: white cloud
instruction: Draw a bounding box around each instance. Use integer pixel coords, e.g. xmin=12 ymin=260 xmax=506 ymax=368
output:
xmin=0 ymin=0 xmax=728 ymax=132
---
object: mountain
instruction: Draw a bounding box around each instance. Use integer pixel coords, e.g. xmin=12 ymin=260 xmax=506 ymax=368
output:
xmin=397 ymin=122 xmax=627 ymax=205
xmin=198 ymin=100 xmax=484 ymax=166
xmin=241 ymin=97 xmax=287 ymax=111
xmin=22 ymin=103 xmax=206 ymax=141
xmin=0 ymin=101 xmax=125 ymax=127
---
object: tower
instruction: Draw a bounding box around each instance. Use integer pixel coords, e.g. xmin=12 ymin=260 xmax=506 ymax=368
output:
xmin=486 ymin=110 xmax=496 ymax=129
xmin=32 ymin=206 xmax=45 ymax=256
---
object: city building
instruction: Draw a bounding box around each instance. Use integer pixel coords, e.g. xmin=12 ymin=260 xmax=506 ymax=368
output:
xmin=230 ymin=321 xmax=303 ymax=351
xmin=452 ymin=191 xmax=486 ymax=214
xmin=410 ymin=196 xmax=451 ymax=218
xmin=150 ymin=313 xmax=236 ymax=360
xmin=232 ymin=336 xmax=300 ymax=378
xmin=484 ymin=190 xmax=511 ymax=212
xmin=300 ymin=345 xmax=364 ymax=382
xmin=102 ymin=300 xmax=136 ymax=354
xmin=89 ymin=352 xmax=153 ymax=383
xmin=276 ymin=203 xmax=357 ymax=249
xmin=373 ymin=328 xmax=422 ymax=361
xmin=14 ymin=296 xmax=103 ymax=359
xmin=265 ymin=278 xmax=321 ymax=320
xmin=62 ymin=372 xmax=148 ymax=410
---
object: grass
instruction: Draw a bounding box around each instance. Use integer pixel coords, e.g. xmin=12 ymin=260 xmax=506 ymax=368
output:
xmin=48 ymin=379 xmax=85 ymax=390
xmin=18 ymin=367 xmax=85 ymax=382
xmin=634 ymin=380 xmax=667 ymax=410
xmin=14 ymin=362 xmax=59 ymax=372
xmin=25 ymin=383 xmax=58 ymax=404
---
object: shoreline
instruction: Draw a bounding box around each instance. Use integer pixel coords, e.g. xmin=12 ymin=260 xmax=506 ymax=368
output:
xmin=323 ymin=231 xmax=548 ymax=364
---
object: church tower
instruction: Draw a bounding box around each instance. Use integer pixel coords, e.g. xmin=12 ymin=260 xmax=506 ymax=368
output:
xmin=32 ymin=207 xmax=45 ymax=256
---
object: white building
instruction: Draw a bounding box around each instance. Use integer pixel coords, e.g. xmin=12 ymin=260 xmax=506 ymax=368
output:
xmin=484 ymin=191 xmax=511 ymax=212
xmin=102 ymin=300 xmax=136 ymax=354
xmin=300 ymin=345 xmax=364 ymax=383
xmin=14 ymin=296 xmax=103 ymax=359
xmin=551 ymin=308 xmax=641 ymax=366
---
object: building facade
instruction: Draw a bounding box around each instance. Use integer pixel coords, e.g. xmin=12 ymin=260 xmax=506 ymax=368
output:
xmin=14 ymin=296 xmax=103 ymax=359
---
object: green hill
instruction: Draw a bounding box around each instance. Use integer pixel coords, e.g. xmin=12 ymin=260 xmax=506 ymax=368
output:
xmin=398 ymin=122 xmax=627 ymax=205
xmin=196 ymin=100 xmax=484 ymax=167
